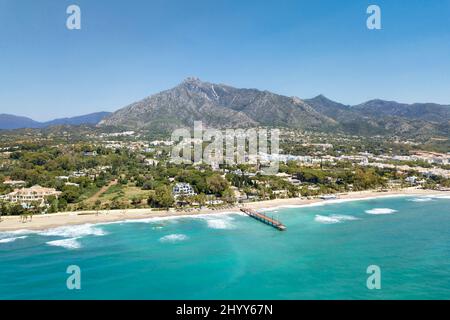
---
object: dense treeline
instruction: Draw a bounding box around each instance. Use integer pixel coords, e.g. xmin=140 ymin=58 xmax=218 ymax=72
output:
xmin=1 ymin=136 xmax=449 ymax=216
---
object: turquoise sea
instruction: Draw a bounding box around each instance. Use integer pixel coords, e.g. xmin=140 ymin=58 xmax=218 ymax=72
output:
xmin=0 ymin=195 xmax=449 ymax=300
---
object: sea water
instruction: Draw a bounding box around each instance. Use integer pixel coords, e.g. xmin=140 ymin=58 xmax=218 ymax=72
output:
xmin=0 ymin=195 xmax=449 ymax=299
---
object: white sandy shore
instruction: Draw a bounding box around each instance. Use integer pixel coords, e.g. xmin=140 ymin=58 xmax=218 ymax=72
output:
xmin=0 ymin=188 xmax=448 ymax=232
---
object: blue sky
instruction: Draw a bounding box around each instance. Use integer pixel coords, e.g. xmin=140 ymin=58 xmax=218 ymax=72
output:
xmin=0 ymin=0 xmax=449 ymax=121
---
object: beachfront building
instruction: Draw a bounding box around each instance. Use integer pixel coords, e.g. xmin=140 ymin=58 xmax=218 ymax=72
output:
xmin=320 ymin=194 xmax=338 ymax=200
xmin=405 ymin=176 xmax=418 ymax=185
xmin=273 ymin=189 xmax=289 ymax=198
xmin=4 ymin=185 xmax=61 ymax=207
xmin=172 ymin=183 xmax=196 ymax=198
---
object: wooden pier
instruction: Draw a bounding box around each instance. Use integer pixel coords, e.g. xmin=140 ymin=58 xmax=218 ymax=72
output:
xmin=240 ymin=208 xmax=287 ymax=231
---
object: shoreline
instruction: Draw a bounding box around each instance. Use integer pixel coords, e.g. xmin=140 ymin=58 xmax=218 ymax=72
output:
xmin=0 ymin=188 xmax=448 ymax=232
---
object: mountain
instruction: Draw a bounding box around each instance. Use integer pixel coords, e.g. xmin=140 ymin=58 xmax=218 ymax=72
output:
xmin=0 ymin=114 xmax=42 ymax=130
xmin=306 ymin=96 xmax=450 ymax=137
xmin=0 ymin=112 xmax=111 ymax=130
xmin=304 ymin=95 xmax=383 ymax=135
xmin=101 ymin=78 xmax=450 ymax=137
xmin=43 ymin=112 xmax=112 ymax=127
xmin=4 ymin=78 xmax=449 ymax=138
xmin=354 ymin=99 xmax=450 ymax=123
xmin=350 ymin=100 xmax=450 ymax=138
xmin=99 ymin=78 xmax=338 ymax=132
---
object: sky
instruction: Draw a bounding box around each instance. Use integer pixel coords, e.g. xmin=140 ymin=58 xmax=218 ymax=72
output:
xmin=0 ymin=0 xmax=450 ymax=121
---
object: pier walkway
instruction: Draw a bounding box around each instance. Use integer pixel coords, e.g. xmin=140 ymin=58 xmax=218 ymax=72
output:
xmin=240 ymin=208 xmax=287 ymax=231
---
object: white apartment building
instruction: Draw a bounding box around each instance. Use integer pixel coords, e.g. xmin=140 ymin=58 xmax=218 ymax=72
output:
xmin=172 ymin=183 xmax=196 ymax=198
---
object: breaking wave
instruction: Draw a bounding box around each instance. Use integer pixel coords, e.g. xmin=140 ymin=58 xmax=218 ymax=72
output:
xmin=159 ymin=234 xmax=189 ymax=243
xmin=365 ymin=208 xmax=398 ymax=215
xmin=46 ymin=238 xmax=81 ymax=249
xmin=202 ymin=215 xmax=236 ymax=230
xmin=39 ymin=224 xmax=107 ymax=238
xmin=409 ymin=197 xmax=433 ymax=202
xmin=206 ymin=219 xmax=234 ymax=229
xmin=430 ymin=195 xmax=450 ymax=200
xmin=315 ymin=214 xmax=359 ymax=224
xmin=0 ymin=236 xmax=28 ymax=244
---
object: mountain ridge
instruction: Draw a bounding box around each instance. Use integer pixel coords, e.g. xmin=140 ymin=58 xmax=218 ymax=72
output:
xmin=2 ymin=79 xmax=449 ymax=138
xmin=0 ymin=112 xmax=111 ymax=130
xmin=99 ymin=78 xmax=450 ymax=138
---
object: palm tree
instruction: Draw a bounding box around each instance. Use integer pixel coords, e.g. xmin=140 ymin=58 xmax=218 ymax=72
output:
xmin=177 ymin=191 xmax=187 ymax=207
xmin=196 ymin=193 xmax=207 ymax=208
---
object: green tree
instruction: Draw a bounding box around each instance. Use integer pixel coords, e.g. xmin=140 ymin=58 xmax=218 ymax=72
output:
xmin=61 ymin=185 xmax=81 ymax=203
xmin=94 ymin=199 xmax=102 ymax=209
xmin=206 ymin=174 xmax=228 ymax=196
xmin=58 ymin=198 xmax=68 ymax=211
xmin=196 ymin=193 xmax=207 ymax=207
xmin=0 ymin=200 xmax=6 ymax=221
xmin=147 ymin=186 xmax=174 ymax=209
xmin=9 ymin=203 xmax=25 ymax=216
xmin=131 ymin=196 xmax=142 ymax=207
xmin=222 ymin=188 xmax=236 ymax=204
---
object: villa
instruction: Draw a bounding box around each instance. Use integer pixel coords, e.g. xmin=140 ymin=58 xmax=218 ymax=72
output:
xmin=4 ymin=185 xmax=61 ymax=206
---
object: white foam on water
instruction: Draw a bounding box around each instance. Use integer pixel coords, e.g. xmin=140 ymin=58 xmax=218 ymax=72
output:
xmin=186 ymin=212 xmax=243 ymax=220
xmin=206 ymin=218 xmax=234 ymax=230
xmin=192 ymin=214 xmax=237 ymax=230
xmin=46 ymin=238 xmax=81 ymax=249
xmin=315 ymin=215 xmax=340 ymax=224
xmin=159 ymin=234 xmax=189 ymax=243
xmin=315 ymin=214 xmax=359 ymax=224
xmin=0 ymin=229 xmax=37 ymax=238
xmin=39 ymin=224 xmax=107 ymax=238
xmin=332 ymin=214 xmax=359 ymax=221
xmin=0 ymin=236 xmax=28 ymax=244
xmin=409 ymin=197 xmax=433 ymax=202
xmin=107 ymin=211 xmax=243 ymax=226
xmin=115 ymin=216 xmax=183 ymax=225
xmin=259 ymin=194 xmax=420 ymax=212
xmin=430 ymin=195 xmax=450 ymax=200
xmin=365 ymin=208 xmax=398 ymax=215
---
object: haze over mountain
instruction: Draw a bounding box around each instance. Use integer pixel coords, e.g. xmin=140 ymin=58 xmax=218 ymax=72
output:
xmin=99 ymin=78 xmax=450 ymax=138
xmin=0 ymin=112 xmax=111 ymax=130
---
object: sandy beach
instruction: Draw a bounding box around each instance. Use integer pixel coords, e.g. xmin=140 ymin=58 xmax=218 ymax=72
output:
xmin=0 ymin=188 xmax=448 ymax=232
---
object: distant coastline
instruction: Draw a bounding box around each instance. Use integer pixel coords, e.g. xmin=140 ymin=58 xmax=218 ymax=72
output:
xmin=0 ymin=188 xmax=448 ymax=233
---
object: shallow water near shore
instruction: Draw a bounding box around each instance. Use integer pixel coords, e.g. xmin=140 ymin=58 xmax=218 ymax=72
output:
xmin=0 ymin=196 xmax=449 ymax=299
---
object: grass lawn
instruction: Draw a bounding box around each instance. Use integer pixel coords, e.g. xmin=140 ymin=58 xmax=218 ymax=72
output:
xmin=79 ymin=185 xmax=101 ymax=202
xmin=99 ymin=184 xmax=151 ymax=202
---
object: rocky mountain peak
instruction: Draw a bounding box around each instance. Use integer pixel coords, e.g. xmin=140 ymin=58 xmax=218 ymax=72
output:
xmin=98 ymin=79 xmax=450 ymax=138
